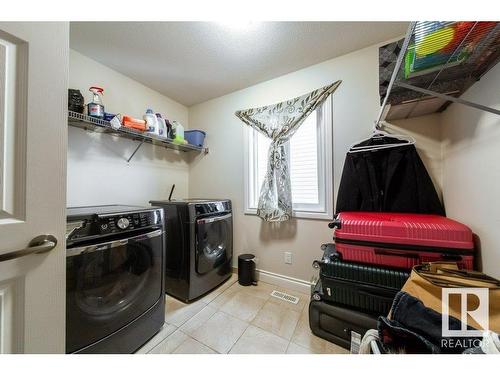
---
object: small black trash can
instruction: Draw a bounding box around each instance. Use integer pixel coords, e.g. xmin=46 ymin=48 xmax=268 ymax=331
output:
xmin=238 ymin=254 xmax=257 ymax=286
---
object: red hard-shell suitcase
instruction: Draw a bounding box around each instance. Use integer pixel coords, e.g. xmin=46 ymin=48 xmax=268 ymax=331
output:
xmin=329 ymin=212 xmax=475 ymax=270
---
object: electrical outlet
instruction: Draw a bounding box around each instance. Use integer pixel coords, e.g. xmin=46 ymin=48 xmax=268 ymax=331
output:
xmin=284 ymin=252 xmax=292 ymax=264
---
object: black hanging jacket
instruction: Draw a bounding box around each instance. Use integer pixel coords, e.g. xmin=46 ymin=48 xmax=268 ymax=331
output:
xmin=336 ymin=144 xmax=445 ymax=216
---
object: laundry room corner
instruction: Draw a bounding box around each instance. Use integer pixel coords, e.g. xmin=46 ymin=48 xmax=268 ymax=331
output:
xmin=186 ymin=41 xmax=405 ymax=289
xmin=67 ymin=49 xmax=191 ymax=207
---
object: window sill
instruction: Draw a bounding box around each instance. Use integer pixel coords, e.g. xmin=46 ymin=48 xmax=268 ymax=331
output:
xmin=244 ymin=208 xmax=332 ymax=221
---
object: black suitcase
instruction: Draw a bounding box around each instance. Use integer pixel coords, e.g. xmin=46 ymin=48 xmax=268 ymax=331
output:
xmin=313 ymin=244 xmax=409 ymax=315
xmin=309 ymin=283 xmax=378 ymax=350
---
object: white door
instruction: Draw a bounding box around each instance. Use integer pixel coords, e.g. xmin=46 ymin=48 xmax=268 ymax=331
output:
xmin=0 ymin=22 xmax=68 ymax=353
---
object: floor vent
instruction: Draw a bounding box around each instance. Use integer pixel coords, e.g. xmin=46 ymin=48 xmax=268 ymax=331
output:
xmin=270 ymin=290 xmax=299 ymax=304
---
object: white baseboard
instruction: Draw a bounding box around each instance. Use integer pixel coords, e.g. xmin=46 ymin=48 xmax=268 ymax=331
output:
xmin=255 ymin=268 xmax=312 ymax=295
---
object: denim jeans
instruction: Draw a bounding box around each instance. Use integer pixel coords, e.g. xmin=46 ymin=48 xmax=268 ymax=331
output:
xmin=378 ymin=291 xmax=481 ymax=354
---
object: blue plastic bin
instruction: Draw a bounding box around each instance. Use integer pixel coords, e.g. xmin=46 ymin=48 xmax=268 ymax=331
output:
xmin=184 ymin=130 xmax=206 ymax=147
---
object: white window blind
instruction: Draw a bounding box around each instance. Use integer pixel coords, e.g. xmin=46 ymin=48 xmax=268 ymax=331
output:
xmin=245 ymin=97 xmax=333 ymax=220
xmin=290 ymin=111 xmax=319 ymax=205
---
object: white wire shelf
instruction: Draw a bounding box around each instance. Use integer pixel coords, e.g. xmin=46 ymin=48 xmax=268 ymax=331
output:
xmin=378 ymin=21 xmax=500 ymax=122
xmin=68 ymin=111 xmax=207 ymax=162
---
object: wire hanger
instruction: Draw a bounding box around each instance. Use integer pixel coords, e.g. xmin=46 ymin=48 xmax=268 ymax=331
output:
xmin=348 ymin=120 xmax=416 ymax=153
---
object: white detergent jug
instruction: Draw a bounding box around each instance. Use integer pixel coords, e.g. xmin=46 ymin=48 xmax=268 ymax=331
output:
xmin=144 ymin=109 xmax=158 ymax=134
xmin=155 ymin=113 xmax=167 ymax=138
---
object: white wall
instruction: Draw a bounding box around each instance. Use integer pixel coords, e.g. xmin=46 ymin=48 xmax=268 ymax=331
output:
xmin=441 ymin=63 xmax=500 ymax=278
xmin=68 ymin=50 xmax=191 ymax=207
xmin=188 ymin=41 xmax=443 ymax=283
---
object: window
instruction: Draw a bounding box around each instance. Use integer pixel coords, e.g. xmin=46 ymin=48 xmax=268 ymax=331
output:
xmin=244 ymin=97 xmax=333 ymax=220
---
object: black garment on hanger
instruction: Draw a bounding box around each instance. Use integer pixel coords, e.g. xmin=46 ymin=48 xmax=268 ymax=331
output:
xmin=336 ymin=144 xmax=445 ymax=216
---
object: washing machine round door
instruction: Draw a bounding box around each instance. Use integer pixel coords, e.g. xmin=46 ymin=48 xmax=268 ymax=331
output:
xmin=195 ymin=213 xmax=233 ymax=275
xmin=66 ymin=229 xmax=164 ymax=353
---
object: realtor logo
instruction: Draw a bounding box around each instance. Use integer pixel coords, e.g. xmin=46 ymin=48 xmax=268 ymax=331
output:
xmin=442 ymin=288 xmax=489 ymax=337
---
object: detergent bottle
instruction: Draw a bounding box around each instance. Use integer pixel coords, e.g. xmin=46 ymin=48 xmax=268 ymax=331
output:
xmin=87 ymin=86 xmax=105 ymax=119
xmin=144 ymin=109 xmax=158 ymax=135
xmin=172 ymin=121 xmax=185 ymax=144
xmin=155 ymin=113 xmax=167 ymax=138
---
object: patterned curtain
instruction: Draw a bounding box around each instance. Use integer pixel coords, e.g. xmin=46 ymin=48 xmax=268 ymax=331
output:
xmin=235 ymin=81 xmax=341 ymax=222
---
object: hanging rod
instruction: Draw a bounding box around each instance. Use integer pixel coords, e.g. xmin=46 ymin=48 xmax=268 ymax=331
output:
xmin=375 ymin=21 xmax=417 ymax=127
xmin=396 ymin=82 xmax=500 ymax=116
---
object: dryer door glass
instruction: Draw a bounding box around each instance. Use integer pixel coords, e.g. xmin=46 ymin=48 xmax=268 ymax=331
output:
xmin=66 ymin=229 xmax=163 ymax=353
xmin=196 ymin=213 xmax=233 ymax=275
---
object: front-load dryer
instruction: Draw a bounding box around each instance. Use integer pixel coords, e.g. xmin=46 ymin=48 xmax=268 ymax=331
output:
xmin=150 ymin=199 xmax=233 ymax=302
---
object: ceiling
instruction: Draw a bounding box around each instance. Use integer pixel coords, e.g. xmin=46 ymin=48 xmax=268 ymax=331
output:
xmin=70 ymin=22 xmax=408 ymax=106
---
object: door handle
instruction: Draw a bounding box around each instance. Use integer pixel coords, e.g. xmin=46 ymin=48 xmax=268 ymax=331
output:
xmin=66 ymin=229 xmax=163 ymax=257
xmin=197 ymin=213 xmax=232 ymax=224
xmin=0 ymin=235 xmax=58 ymax=262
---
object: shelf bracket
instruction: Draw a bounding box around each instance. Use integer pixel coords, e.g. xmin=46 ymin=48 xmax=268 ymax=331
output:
xmin=375 ymin=21 xmax=417 ymax=127
xmin=396 ymin=82 xmax=500 ymax=116
xmin=127 ymin=139 xmax=145 ymax=163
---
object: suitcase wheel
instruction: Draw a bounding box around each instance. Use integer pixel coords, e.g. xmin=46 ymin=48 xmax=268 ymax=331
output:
xmin=328 ymin=218 xmax=342 ymax=229
xmin=330 ymin=252 xmax=342 ymax=261
xmin=312 ymin=293 xmax=322 ymax=301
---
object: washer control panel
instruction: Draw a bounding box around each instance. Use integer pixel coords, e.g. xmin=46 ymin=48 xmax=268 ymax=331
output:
xmin=98 ymin=211 xmax=158 ymax=235
xmin=67 ymin=209 xmax=162 ymax=243
xmin=116 ymin=217 xmax=130 ymax=230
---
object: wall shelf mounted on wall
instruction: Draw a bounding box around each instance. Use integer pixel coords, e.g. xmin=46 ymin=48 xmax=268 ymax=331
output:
xmin=377 ymin=21 xmax=500 ymax=122
xmin=68 ymin=111 xmax=208 ymax=162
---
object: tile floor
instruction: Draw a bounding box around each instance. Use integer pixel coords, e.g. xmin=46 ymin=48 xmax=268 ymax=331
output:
xmin=136 ymin=274 xmax=349 ymax=354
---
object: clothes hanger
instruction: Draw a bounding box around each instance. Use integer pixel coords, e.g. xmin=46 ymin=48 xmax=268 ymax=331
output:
xmin=348 ymin=120 xmax=416 ymax=154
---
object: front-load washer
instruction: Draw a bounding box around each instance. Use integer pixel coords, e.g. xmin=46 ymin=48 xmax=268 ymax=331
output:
xmin=66 ymin=205 xmax=165 ymax=353
xmin=149 ymin=199 xmax=233 ymax=302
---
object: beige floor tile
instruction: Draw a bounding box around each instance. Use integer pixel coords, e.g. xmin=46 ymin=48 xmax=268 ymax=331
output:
xmin=135 ymin=323 xmax=177 ymax=353
xmin=286 ymin=342 xmax=315 ymax=354
xmin=165 ymin=296 xmax=207 ymax=327
xmin=199 ymin=274 xmax=238 ymax=304
xmin=227 ymin=272 xmax=239 ymax=285
xmin=237 ymin=281 xmax=275 ymax=300
xmin=291 ymin=309 xmax=349 ymax=354
xmin=172 ymin=337 xmax=216 ymax=354
xmin=200 ymin=288 xmax=224 ymax=305
xmin=148 ymin=330 xmax=189 ymax=354
xmin=209 ymin=282 xmax=244 ymax=309
xmin=220 ymin=292 xmax=267 ymax=322
xmin=189 ymin=311 xmax=248 ymax=353
xmin=179 ymin=304 xmax=218 ymax=335
xmin=229 ymin=325 xmax=289 ymax=354
xmin=251 ymin=300 xmax=301 ymax=340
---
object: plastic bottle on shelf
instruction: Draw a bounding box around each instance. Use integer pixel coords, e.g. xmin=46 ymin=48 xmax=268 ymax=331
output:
xmin=164 ymin=118 xmax=173 ymax=139
xmin=143 ymin=109 xmax=158 ymax=135
xmin=172 ymin=121 xmax=185 ymax=144
xmin=155 ymin=113 xmax=167 ymax=138
xmin=87 ymin=86 xmax=105 ymax=119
